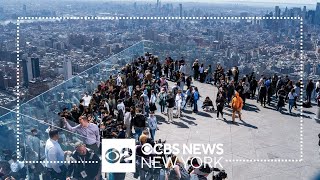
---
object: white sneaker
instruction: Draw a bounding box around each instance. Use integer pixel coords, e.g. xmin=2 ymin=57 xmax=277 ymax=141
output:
xmin=216 ymin=117 xmax=219 ymax=120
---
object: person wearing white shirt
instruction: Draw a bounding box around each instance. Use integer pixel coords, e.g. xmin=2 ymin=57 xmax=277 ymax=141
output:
xmin=116 ymin=74 xmax=123 ymax=86
xmin=124 ymin=107 xmax=132 ymax=138
xmin=117 ymin=99 xmax=125 ymax=113
xmin=82 ymin=93 xmax=92 ymax=107
xmin=288 ymin=89 xmax=297 ymax=114
xmin=199 ymin=64 xmax=205 ymax=82
xmin=293 ymin=82 xmax=300 ymax=109
xmin=10 ymin=155 xmax=25 ymax=179
xmin=179 ymin=64 xmax=186 ymax=75
xmin=141 ymin=90 xmax=150 ymax=116
xmin=175 ymin=90 xmax=183 ymax=118
xmin=45 ymin=129 xmax=67 ymax=179
xmin=148 ymin=111 xmax=158 ymax=140
xmin=199 ymin=65 xmax=204 ymax=74
xmin=103 ymin=99 xmax=110 ymax=114
xmin=316 ymin=80 xmax=320 ymax=91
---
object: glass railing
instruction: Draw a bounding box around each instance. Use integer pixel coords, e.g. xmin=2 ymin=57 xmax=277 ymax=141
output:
xmin=0 ymin=39 xmax=242 ymax=162
xmin=0 ymin=40 xmax=144 ymax=163
xmin=0 ymin=107 xmax=17 ymax=161
xmin=0 ymin=39 xmax=306 ymax=179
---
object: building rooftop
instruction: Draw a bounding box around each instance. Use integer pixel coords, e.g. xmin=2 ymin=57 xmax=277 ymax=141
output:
xmin=0 ymin=40 xmax=319 ymax=179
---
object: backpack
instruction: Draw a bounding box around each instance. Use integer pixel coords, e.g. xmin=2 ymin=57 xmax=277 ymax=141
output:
xmin=117 ymin=109 xmax=124 ymax=122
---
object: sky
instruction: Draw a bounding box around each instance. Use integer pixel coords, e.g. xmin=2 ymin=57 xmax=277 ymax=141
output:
xmin=103 ymin=0 xmax=319 ymax=5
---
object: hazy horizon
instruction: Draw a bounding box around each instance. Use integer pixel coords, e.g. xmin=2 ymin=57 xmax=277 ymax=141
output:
xmin=62 ymin=0 xmax=318 ymax=5
xmin=60 ymin=0 xmax=320 ymax=8
xmin=1 ymin=0 xmax=319 ymax=9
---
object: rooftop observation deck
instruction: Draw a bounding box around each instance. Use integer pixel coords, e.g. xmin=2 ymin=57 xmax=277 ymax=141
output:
xmin=0 ymin=40 xmax=319 ymax=179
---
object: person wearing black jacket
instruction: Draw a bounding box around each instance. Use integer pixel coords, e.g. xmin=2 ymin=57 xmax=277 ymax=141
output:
xmin=126 ymin=73 xmax=135 ymax=96
xmin=259 ymin=83 xmax=267 ymax=107
xmin=71 ymin=104 xmax=81 ymax=123
xmin=132 ymin=108 xmax=146 ymax=141
xmin=216 ymin=92 xmax=225 ymax=120
xmin=277 ymin=86 xmax=286 ymax=113
xmin=227 ymin=81 xmax=235 ymax=103
xmin=234 ymin=66 xmax=239 ymax=84
xmin=250 ymin=76 xmax=258 ymax=99
xmin=235 ymin=82 xmax=245 ymax=105
xmin=67 ymin=143 xmax=101 ymax=180
xmin=306 ymin=79 xmax=314 ymax=103
xmin=166 ymin=93 xmax=175 ymax=123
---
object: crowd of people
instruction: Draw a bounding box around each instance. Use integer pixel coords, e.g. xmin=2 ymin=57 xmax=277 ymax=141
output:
xmin=3 ymin=51 xmax=320 ymax=180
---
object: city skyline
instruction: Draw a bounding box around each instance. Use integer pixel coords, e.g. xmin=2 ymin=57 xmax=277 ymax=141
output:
xmin=63 ymin=0 xmax=320 ymax=6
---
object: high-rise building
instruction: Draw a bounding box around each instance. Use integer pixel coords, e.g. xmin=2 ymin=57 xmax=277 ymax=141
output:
xmin=215 ymin=31 xmax=224 ymax=42
xmin=302 ymin=6 xmax=307 ymax=19
xmin=134 ymin=2 xmax=137 ymax=10
xmin=179 ymin=4 xmax=183 ymax=17
xmin=316 ymin=3 xmax=320 ymax=25
xmin=22 ymin=59 xmax=29 ymax=87
xmin=63 ymin=57 xmax=72 ymax=80
xmin=23 ymin=55 xmax=40 ymax=85
xmin=31 ymin=57 xmax=40 ymax=78
xmin=0 ymin=71 xmax=5 ymax=90
xmin=274 ymin=6 xmax=281 ymax=17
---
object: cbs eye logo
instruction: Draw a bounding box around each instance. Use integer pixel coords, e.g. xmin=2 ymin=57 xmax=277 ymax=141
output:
xmin=102 ymin=139 xmax=136 ymax=173
xmin=105 ymin=148 xmax=133 ymax=164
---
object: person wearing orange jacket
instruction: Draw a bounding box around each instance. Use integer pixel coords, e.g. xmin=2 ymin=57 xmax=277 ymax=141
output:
xmin=231 ymin=91 xmax=243 ymax=123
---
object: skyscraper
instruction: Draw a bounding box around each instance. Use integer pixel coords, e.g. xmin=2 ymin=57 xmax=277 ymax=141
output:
xmin=302 ymin=6 xmax=307 ymax=19
xmin=63 ymin=57 xmax=72 ymax=80
xmin=316 ymin=3 xmax=320 ymax=25
xmin=0 ymin=71 xmax=5 ymax=90
xmin=23 ymin=55 xmax=40 ymax=85
xmin=179 ymin=4 xmax=183 ymax=17
xmin=31 ymin=57 xmax=40 ymax=78
xmin=22 ymin=59 xmax=29 ymax=87
xmin=274 ymin=6 xmax=280 ymax=17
